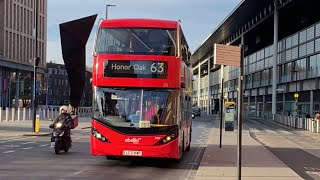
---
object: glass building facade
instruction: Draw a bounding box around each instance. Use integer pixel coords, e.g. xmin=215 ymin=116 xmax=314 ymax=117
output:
xmin=193 ymin=20 xmax=320 ymax=119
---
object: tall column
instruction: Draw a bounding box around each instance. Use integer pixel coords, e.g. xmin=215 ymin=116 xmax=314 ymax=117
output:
xmin=310 ymin=90 xmax=314 ymax=115
xmin=283 ymin=93 xmax=285 ymax=115
xmin=255 ymin=96 xmax=257 ymax=117
xmin=207 ymin=58 xmax=211 ymax=115
xmin=197 ymin=64 xmax=201 ymax=107
xmin=263 ymin=95 xmax=266 ymax=117
xmin=15 ymin=70 xmax=20 ymax=109
xmin=272 ymin=0 xmax=279 ymax=120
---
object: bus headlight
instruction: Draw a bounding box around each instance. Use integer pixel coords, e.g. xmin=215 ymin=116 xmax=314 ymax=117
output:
xmin=91 ymin=128 xmax=110 ymax=143
xmin=156 ymin=133 xmax=177 ymax=145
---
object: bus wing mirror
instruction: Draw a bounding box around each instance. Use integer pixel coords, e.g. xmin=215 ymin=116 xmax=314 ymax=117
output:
xmin=181 ymin=82 xmax=186 ymax=88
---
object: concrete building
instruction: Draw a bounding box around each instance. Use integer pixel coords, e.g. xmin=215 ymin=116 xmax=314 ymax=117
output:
xmin=191 ymin=0 xmax=320 ymax=119
xmin=43 ymin=62 xmax=92 ymax=107
xmin=0 ymin=0 xmax=47 ymax=108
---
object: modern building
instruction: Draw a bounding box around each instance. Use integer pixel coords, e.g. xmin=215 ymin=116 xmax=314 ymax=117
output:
xmin=0 ymin=0 xmax=47 ymax=108
xmin=43 ymin=62 xmax=92 ymax=107
xmin=191 ymin=0 xmax=320 ymax=119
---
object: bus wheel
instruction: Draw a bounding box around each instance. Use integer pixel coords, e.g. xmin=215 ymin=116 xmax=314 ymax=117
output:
xmin=186 ymin=131 xmax=191 ymax=151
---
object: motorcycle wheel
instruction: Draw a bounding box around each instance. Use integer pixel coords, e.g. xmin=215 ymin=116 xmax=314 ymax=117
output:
xmin=54 ymin=140 xmax=60 ymax=154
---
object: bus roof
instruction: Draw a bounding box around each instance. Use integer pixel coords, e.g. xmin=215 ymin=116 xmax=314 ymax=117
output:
xmin=100 ymin=18 xmax=178 ymax=29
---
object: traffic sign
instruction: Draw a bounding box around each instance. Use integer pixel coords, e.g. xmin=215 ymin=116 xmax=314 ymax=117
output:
xmin=214 ymin=44 xmax=241 ymax=67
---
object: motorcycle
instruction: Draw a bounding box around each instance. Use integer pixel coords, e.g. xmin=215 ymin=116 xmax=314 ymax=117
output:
xmin=49 ymin=119 xmax=72 ymax=154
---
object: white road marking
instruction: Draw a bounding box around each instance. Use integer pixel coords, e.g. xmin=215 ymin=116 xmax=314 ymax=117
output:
xmin=40 ymin=144 xmax=49 ymax=147
xmin=265 ymin=129 xmax=277 ymax=134
xmin=249 ymin=128 xmax=261 ymax=133
xmin=196 ymin=139 xmax=204 ymax=144
xmin=0 ymin=136 xmax=36 ymax=143
xmin=21 ymin=141 xmax=35 ymax=145
xmin=2 ymin=150 xmax=15 ymax=153
xmin=0 ymin=145 xmax=20 ymax=150
xmin=22 ymin=147 xmax=34 ymax=150
xmin=73 ymin=170 xmax=84 ymax=175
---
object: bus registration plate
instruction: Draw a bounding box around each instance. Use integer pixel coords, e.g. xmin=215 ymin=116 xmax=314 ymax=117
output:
xmin=139 ymin=120 xmax=150 ymax=128
xmin=123 ymin=150 xmax=142 ymax=156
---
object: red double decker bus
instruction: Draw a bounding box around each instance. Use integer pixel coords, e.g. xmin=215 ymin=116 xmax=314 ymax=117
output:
xmin=90 ymin=18 xmax=192 ymax=160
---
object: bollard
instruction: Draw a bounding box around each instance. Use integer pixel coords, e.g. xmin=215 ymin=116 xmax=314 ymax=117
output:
xmin=6 ymin=107 xmax=9 ymax=122
xmin=309 ymin=119 xmax=312 ymax=132
xmin=17 ymin=108 xmax=20 ymax=121
xmin=23 ymin=108 xmax=26 ymax=121
xmin=304 ymin=118 xmax=307 ymax=130
xmin=28 ymin=108 xmax=31 ymax=121
xmin=317 ymin=120 xmax=319 ymax=133
xmin=35 ymin=114 xmax=40 ymax=133
xmin=51 ymin=109 xmax=54 ymax=120
xmin=311 ymin=120 xmax=315 ymax=133
xmin=43 ymin=109 xmax=46 ymax=120
xmin=11 ymin=107 xmax=15 ymax=121
xmin=0 ymin=108 xmax=2 ymax=122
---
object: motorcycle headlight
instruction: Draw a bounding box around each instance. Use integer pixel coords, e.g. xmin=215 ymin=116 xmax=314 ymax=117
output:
xmin=55 ymin=122 xmax=62 ymax=128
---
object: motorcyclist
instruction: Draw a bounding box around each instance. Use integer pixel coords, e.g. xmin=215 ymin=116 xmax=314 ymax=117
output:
xmin=52 ymin=105 xmax=73 ymax=145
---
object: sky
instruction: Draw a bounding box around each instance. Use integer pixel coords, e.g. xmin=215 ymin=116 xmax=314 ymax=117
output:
xmin=47 ymin=0 xmax=241 ymax=66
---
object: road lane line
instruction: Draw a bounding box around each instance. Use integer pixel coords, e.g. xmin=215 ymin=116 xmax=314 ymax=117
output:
xmin=2 ymin=150 xmax=15 ymax=153
xmin=73 ymin=170 xmax=84 ymax=175
xmin=21 ymin=141 xmax=36 ymax=145
xmin=40 ymin=144 xmax=49 ymax=147
xmin=22 ymin=147 xmax=34 ymax=150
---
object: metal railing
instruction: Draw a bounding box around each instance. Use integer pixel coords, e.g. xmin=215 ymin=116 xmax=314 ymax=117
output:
xmin=0 ymin=107 xmax=92 ymax=122
xmin=274 ymin=114 xmax=319 ymax=133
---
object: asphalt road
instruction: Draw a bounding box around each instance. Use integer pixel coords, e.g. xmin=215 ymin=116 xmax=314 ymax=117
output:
xmin=0 ymin=115 xmax=214 ymax=180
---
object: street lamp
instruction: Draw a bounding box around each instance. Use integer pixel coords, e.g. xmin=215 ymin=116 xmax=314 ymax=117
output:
xmin=106 ymin=4 xmax=116 ymax=19
xmin=31 ymin=0 xmax=40 ymax=132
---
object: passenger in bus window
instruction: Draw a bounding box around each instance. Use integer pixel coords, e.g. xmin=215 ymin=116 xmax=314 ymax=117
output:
xmin=153 ymin=104 xmax=164 ymax=124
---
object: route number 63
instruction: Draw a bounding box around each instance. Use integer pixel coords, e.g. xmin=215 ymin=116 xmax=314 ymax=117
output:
xmin=151 ymin=62 xmax=164 ymax=73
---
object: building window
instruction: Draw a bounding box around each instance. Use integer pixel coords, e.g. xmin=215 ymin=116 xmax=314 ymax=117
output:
xmin=300 ymin=30 xmax=306 ymax=43
xmin=292 ymin=34 xmax=299 ymax=47
xmin=299 ymin=44 xmax=306 ymax=57
xmin=315 ymin=38 xmax=320 ymax=52
xmin=306 ymin=41 xmax=314 ymax=55
xmin=307 ymin=26 xmax=315 ymax=41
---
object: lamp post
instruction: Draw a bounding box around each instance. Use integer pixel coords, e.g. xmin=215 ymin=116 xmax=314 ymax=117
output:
xmin=106 ymin=4 xmax=116 ymax=19
xmin=292 ymin=65 xmax=299 ymax=129
xmin=31 ymin=0 xmax=40 ymax=132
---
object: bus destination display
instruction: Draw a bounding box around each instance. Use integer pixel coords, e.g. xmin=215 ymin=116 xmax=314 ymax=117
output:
xmin=104 ymin=60 xmax=168 ymax=79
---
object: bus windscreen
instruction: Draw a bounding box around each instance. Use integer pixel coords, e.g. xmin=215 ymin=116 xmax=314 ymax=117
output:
xmin=93 ymin=88 xmax=179 ymax=127
xmin=95 ymin=28 xmax=176 ymax=56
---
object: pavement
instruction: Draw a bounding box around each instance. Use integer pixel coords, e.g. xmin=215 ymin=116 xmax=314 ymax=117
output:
xmin=193 ymin=115 xmax=303 ymax=180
